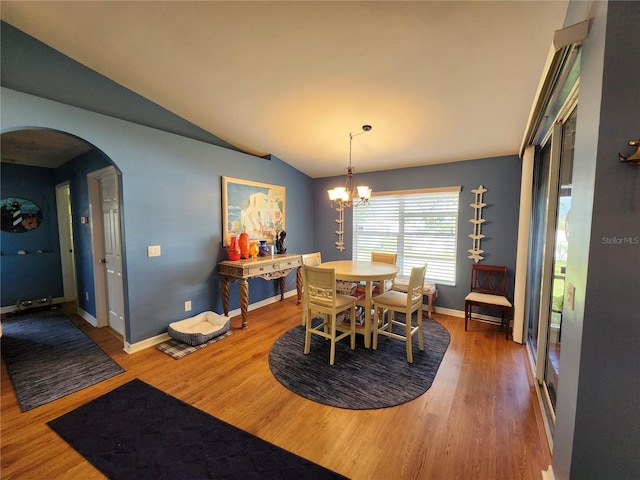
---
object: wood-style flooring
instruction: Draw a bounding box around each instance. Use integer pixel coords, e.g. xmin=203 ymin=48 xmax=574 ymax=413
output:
xmin=1 ymin=300 xmax=551 ymax=479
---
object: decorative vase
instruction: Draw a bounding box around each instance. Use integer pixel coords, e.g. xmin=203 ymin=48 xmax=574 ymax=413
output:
xmin=239 ymin=232 xmax=250 ymax=259
xmin=249 ymin=240 xmax=259 ymax=259
xmin=258 ymin=240 xmax=269 ymax=257
xmin=227 ymin=236 xmax=241 ymax=261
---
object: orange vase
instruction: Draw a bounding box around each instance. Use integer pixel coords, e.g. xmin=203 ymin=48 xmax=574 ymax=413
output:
xmin=239 ymin=232 xmax=250 ymax=259
xmin=227 ymin=236 xmax=241 ymax=261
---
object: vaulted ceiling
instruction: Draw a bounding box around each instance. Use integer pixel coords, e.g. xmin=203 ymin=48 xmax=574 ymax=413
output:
xmin=0 ymin=1 xmax=568 ymax=177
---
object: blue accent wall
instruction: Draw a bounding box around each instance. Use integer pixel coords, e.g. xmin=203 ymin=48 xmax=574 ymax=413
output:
xmin=0 ymin=163 xmax=63 ymax=305
xmin=1 ymin=88 xmax=314 ymax=343
xmin=314 ymin=155 xmax=522 ymax=310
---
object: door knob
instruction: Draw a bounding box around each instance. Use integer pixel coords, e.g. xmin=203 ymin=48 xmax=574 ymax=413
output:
xmin=100 ymin=258 xmax=107 ymax=264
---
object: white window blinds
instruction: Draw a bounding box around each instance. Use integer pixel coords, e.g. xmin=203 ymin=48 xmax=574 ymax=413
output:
xmin=353 ymin=187 xmax=460 ymax=286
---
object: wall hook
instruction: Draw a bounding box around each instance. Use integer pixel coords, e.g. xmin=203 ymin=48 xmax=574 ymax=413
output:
xmin=619 ymin=139 xmax=640 ymax=165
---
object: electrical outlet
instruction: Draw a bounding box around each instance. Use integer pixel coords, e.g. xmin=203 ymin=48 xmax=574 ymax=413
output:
xmin=147 ymin=245 xmax=161 ymax=257
xmin=184 ymin=301 xmax=192 ymax=312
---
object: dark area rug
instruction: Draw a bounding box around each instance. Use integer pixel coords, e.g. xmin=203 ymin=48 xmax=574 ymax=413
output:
xmin=1 ymin=309 xmax=124 ymax=411
xmin=268 ymin=315 xmax=450 ymax=409
xmin=48 ymin=379 xmax=347 ymax=480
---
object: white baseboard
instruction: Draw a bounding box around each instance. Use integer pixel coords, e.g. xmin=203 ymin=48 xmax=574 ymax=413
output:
xmin=0 ymin=296 xmax=65 ymax=314
xmin=224 ymin=288 xmax=299 ymax=318
xmin=76 ymin=307 xmax=99 ymax=327
xmin=123 ymin=288 xmax=299 ymax=354
xmin=125 ymin=332 xmax=171 ymax=354
xmin=433 ymin=306 xmax=464 ymax=318
xmin=438 ymin=306 xmax=505 ymax=323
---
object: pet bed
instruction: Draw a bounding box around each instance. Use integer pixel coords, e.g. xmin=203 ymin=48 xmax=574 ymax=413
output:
xmin=168 ymin=311 xmax=230 ymax=346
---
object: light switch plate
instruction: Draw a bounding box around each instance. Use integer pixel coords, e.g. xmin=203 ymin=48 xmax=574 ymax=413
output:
xmin=566 ymin=283 xmax=575 ymax=311
xmin=147 ymin=245 xmax=161 ymax=257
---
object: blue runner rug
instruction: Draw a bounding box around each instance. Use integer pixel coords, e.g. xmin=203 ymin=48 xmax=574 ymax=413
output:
xmin=1 ymin=309 xmax=124 ymax=411
xmin=48 ymin=379 xmax=347 ymax=479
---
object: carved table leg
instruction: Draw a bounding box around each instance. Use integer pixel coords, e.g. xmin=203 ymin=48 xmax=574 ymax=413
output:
xmin=279 ymin=277 xmax=285 ymax=301
xmin=221 ymin=276 xmax=230 ymax=317
xmin=240 ymin=278 xmax=249 ymax=329
xmin=296 ymin=266 xmax=303 ymax=305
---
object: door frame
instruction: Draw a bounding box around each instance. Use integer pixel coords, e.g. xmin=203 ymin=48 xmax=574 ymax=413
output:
xmin=55 ymin=181 xmax=77 ymax=303
xmin=87 ymin=166 xmax=126 ymax=342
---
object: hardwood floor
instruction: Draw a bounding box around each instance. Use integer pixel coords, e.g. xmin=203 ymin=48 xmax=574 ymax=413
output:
xmin=1 ymin=300 xmax=551 ymax=479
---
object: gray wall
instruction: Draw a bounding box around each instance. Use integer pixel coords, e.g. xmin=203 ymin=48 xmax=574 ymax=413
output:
xmin=314 ymin=156 xmax=523 ymax=311
xmin=553 ymin=1 xmax=640 ymax=479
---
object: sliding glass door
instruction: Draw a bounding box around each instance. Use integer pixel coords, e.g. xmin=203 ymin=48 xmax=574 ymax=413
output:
xmin=526 ymin=96 xmax=577 ymax=428
xmin=544 ymin=107 xmax=576 ymax=413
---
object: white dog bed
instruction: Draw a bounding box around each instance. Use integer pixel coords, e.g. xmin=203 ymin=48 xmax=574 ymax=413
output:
xmin=168 ymin=311 xmax=230 ymax=346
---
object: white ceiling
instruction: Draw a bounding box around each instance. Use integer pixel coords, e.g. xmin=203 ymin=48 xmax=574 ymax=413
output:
xmin=0 ymin=1 xmax=568 ymax=178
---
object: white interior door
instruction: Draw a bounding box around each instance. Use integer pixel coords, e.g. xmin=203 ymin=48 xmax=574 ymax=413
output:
xmin=55 ymin=182 xmax=77 ymax=302
xmin=99 ymin=172 xmax=125 ymax=335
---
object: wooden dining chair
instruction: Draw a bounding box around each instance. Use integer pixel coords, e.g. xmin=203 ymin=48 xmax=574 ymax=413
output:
xmin=371 ymin=251 xmax=397 ymax=296
xmin=372 ymin=264 xmax=426 ymax=363
xmin=302 ymin=252 xmax=322 ymax=267
xmin=302 ymin=265 xmax=357 ymax=365
xmin=299 ymin=252 xmax=323 ymax=326
xmin=464 ymin=264 xmax=513 ymax=339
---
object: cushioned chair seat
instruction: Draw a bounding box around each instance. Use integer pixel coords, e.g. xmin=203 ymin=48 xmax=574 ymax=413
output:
xmin=464 ymin=292 xmax=512 ymax=307
xmin=168 ymin=311 xmax=230 ymax=346
xmin=392 ymin=277 xmax=437 ymax=319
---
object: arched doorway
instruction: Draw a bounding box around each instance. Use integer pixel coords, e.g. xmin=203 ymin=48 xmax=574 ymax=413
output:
xmin=0 ymin=128 xmax=126 ymax=344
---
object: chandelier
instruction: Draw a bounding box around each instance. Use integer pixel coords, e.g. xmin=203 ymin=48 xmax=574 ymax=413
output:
xmin=327 ymin=124 xmax=373 ymax=209
xmin=328 ymin=125 xmax=372 ymax=251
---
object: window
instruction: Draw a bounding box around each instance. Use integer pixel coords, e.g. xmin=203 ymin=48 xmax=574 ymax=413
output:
xmin=353 ymin=187 xmax=460 ymax=286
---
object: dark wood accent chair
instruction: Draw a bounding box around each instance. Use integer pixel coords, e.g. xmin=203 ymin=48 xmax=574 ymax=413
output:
xmin=464 ymin=264 xmax=513 ymax=339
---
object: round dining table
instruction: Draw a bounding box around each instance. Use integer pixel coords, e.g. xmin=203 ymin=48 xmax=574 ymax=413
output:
xmin=317 ymin=260 xmax=399 ymax=348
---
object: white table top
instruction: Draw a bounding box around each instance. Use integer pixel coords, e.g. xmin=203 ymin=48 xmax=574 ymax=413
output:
xmin=318 ymin=260 xmax=399 ymax=281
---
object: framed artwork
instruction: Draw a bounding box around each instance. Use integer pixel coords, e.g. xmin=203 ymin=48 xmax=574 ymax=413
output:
xmin=221 ymin=176 xmax=285 ymax=246
xmin=1 ymin=197 xmax=43 ymax=233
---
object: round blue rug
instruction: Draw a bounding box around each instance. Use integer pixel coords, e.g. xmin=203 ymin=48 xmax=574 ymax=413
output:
xmin=268 ymin=316 xmax=450 ymax=409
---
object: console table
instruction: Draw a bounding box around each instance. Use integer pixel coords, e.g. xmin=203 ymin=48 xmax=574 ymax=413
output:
xmin=219 ymin=254 xmax=302 ymax=329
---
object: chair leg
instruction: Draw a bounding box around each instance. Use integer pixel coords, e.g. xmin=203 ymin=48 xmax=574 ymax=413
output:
xmin=405 ymin=312 xmax=413 ymax=363
xmin=329 ymin=315 xmax=337 ymax=366
xmin=350 ymin=306 xmax=356 ymax=350
xmin=372 ymin=308 xmax=379 ymax=350
xmin=464 ymin=303 xmax=470 ymax=331
xmin=304 ymin=309 xmax=312 ymax=355
xmin=386 ymin=310 xmax=394 ymax=332
xmin=417 ymin=311 xmax=424 ymax=352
